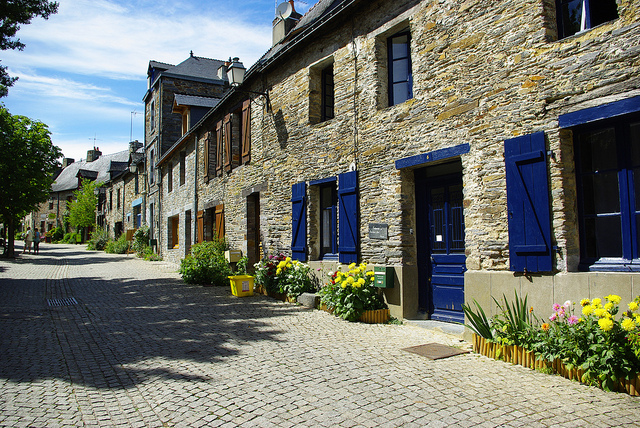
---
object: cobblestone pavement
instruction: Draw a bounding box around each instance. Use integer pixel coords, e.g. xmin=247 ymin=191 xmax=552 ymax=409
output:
xmin=1 ymin=244 xmax=639 ymax=428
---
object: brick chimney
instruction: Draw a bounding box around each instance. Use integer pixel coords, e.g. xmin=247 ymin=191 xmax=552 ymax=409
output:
xmin=62 ymin=158 xmax=75 ymax=168
xmin=86 ymin=147 xmax=102 ymax=162
xmin=272 ymin=0 xmax=302 ymax=46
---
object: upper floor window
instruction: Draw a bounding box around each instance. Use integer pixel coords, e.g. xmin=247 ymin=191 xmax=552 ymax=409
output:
xmin=321 ymin=65 xmax=334 ymax=122
xmin=388 ymin=31 xmax=413 ymax=106
xmin=150 ymin=101 xmax=155 ymax=131
xmin=319 ymin=182 xmax=337 ymax=258
xmin=179 ymin=152 xmax=186 ymax=186
xmin=167 ymin=161 xmax=173 ymax=193
xmin=149 ymin=149 xmax=155 ymax=185
xmin=556 ymin=0 xmax=618 ymax=40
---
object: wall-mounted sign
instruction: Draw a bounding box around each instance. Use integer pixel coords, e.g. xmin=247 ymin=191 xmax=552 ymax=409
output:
xmin=369 ymin=223 xmax=388 ymax=240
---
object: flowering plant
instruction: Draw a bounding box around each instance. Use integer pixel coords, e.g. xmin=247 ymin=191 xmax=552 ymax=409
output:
xmin=318 ymin=262 xmax=387 ymax=322
xmin=253 ymin=254 xmax=317 ymax=297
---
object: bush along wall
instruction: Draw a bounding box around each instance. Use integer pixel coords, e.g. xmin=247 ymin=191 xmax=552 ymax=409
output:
xmin=465 ymin=293 xmax=640 ymax=395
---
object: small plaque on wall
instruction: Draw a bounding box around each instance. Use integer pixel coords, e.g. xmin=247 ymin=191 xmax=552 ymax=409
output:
xmin=369 ymin=223 xmax=388 ymax=240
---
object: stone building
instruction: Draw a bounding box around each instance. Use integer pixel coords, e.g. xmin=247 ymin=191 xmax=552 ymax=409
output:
xmin=156 ymin=0 xmax=640 ymax=326
xmin=29 ymin=149 xmax=130 ymax=238
xmin=143 ymin=54 xmax=230 ymax=249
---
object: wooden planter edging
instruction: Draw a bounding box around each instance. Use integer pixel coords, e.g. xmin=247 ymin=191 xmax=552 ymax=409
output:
xmin=318 ymin=305 xmax=389 ymax=324
xmin=472 ymin=334 xmax=640 ymax=397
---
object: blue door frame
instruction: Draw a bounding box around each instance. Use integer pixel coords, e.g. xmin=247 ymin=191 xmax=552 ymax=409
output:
xmin=415 ymin=166 xmax=466 ymax=323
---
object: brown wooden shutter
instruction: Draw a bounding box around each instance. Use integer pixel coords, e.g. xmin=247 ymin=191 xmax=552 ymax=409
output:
xmin=215 ymin=120 xmax=223 ymax=177
xmin=197 ymin=210 xmax=204 ymax=243
xmin=223 ymin=114 xmax=232 ymax=173
xmin=204 ymin=132 xmax=210 ymax=182
xmin=241 ymin=100 xmax=251 ymax=164
xmin=215 ymin=204 xmax=225 ymax=241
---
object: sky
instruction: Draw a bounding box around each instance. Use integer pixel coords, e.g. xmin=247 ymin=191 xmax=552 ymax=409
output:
xmin=1 ymin=0 xmax=315 ymax=162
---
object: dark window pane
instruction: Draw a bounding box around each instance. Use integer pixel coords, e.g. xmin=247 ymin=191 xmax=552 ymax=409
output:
xmin=580 ymin=127 xmax=617 ymax=172
xmin=591 ymin=172 xmax=620 ymax=215
xmin=393 ymin=83 xmax=410 ymax=105
xmin=430 ymin=188 xmax=445 ymax=252
xmin=449 ymin=185 xmax=465 ymax=251
xmin=594 ymin=216 xmax=622 ymax=258
xmin=560 ymin=0 xmax=584 ymax=37
xmin=590 ymin=0 xmax=618 ymax=27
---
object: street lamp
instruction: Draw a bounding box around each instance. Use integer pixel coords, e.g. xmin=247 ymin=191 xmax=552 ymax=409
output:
xmin=226 ymin=58 xmax=271 ymax=111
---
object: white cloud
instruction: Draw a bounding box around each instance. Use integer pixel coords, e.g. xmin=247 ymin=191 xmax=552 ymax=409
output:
xmin=3 ymin=0 xmax=274 ymax=80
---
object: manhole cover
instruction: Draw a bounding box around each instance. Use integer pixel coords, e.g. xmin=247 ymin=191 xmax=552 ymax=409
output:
xmin=47 ymin=297 xmax=78 ymax=307
xmin=402 ymin=343 xmax=469 ymax=360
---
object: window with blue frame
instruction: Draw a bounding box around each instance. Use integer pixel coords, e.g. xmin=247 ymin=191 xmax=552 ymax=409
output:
xmin=556 ymin=0 xmax=618 ymax=40
xmin=388 ymin=30 xmax=413 ymax=107
xmin=574 ymin=113 xmax=640 ymax=270
xmin=320 ymin=182 xmax=337 ymax=259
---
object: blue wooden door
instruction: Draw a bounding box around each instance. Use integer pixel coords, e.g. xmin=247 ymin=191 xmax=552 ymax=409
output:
xmin=417 ymin=169 xmax=466 ymax=323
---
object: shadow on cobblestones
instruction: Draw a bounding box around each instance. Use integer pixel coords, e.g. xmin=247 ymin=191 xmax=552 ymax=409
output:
xmin=0 ymin=247 xmax=302 ymax=391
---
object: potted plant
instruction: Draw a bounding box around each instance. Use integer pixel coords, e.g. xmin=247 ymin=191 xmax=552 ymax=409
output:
xmin=319 ymin=262 xmax=389 ymax=323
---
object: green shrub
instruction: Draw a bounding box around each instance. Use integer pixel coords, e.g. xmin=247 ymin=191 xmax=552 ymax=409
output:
xmin=143 ymin=246 xmax=162 ymax=261
xmin=105 ymin=234 xmax=129 ymax=254
xmin=87 ymin=226 xmax=109 ymax=251
xmin=50 ymin=227 xmax=64 ymax=242
xmin=62 ymin=232 xmax=81 ymax=244
xmin=132 ymin=225 xmax=150 ymax=255
xmin=179 ymin=239 xmax=231 ymax=286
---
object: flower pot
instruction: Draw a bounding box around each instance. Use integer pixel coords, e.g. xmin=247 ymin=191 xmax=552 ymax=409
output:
xmin=358 ymin=308 xmax=390 ymax=324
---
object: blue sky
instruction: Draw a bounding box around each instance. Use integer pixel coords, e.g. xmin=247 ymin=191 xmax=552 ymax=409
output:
xmin=1 ymin=0 xmax=314 ymax=162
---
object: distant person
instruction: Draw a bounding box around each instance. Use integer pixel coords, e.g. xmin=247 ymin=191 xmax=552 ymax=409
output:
xmin=33 ymin=228 xmax=41 ymax=254
xmin=23 ymin=227 xmax=33 ymax=254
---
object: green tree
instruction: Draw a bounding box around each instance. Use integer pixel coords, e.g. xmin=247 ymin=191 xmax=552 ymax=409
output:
xmin=0 ymin=104 xmax=61 ymax=257
xmin=1 ymin=0 xmax=59 ymax=97
xmin=68 ymin=178 xmax=100 ymax=239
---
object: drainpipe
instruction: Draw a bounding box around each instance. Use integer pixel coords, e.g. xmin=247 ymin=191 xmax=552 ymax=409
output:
xmin=194 ymin=131 xmax=199 ymax=245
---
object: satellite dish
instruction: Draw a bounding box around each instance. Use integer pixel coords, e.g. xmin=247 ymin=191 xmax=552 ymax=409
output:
xmin=276 ymin=1 xmax=293 ymax=20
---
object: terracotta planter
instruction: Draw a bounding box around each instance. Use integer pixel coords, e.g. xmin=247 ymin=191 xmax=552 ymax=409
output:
xmin=358 ymin=308 xmax=390 ymax=324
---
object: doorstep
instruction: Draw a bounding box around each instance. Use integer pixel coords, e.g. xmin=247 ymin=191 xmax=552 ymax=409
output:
xmin=403 ymin=319 xmax=465 ymax=338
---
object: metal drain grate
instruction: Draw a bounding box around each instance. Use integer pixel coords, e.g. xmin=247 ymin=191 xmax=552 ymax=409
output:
xmin=47 ymin=297 xmax=78 ymax=307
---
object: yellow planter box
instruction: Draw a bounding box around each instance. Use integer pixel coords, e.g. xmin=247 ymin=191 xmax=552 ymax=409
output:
xmin=229 ymin=275 xmax=254 ymax=297
xmin=359 ymin=308 xmax=390 ymax=324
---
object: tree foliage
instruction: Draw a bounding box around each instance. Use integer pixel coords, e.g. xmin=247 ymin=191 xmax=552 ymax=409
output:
xmin=68 ymin=178 xmax=100 ymax=229
xmin=1 ymin=0 xmax=59 ymax=97
xmin=0 ymin=104 xmax=61 ymax=256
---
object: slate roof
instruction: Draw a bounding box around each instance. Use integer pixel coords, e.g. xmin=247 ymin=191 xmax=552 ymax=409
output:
xmin=174 ymin=94 xmax=220 ymax=109
xmin=51 ymin=150 xmax=130 ymax=192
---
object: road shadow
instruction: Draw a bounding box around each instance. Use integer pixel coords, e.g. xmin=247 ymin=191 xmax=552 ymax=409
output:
xmin=0 ymin=250 xmax=305 ymax=390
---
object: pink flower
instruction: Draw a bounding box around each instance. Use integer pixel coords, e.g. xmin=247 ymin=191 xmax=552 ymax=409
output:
xmin=549 ymin=313 xmax=557 ymax=322
xmin=568 ymin=315 xmax=579 ymax=325
xmin=553 ymin=303 xmax=561 ymax=311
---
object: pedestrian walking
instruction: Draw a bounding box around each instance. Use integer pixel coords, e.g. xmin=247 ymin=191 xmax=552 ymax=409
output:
xmin=33 ymin=228 xmax=41 ymax=254
xmin=23 ymin=227 xmax=33 ymax=254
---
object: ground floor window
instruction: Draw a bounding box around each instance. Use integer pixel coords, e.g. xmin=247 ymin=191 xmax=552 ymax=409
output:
xmin=168 ymin=215 xmax=179 ymax=249
xmin=574 ymin=112 xmax=640 ymax=270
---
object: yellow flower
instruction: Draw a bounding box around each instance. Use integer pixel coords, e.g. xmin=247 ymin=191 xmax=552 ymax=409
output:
xmin=366 ymin=271 xmax=375 ymax=276
xmin=357 ymin=278 xmax=366 ymax=286
xmin=606 ymin=294 xmax=621 ymax=304
xmin=594 ymin=308 xmax=607 ymax=318
xmin=629 ymin=301 xmax=639 ymax=311
xmin=598 ymin=317 xmax=614 ymax=332
xmin=286 ymin=263 xmax=292 ymax=268
xmin=341 ymin=281 xmax=348 ymax=288
xmin=347 ymin=276 xmax=355 ymax=284
xmin=580 ymin=298 xmax=590 ymax=307
xmin=604 ymin=302 xmax=614 ymax=311
xmin=582 ymin=305 xmax=593 ymax=316
xmin=276 ymin=268 xmax=282 ymax=275
xmin=292 ymin=260 xmax=298 ymax=265
xmin=592 ymin=298 xmax=602 ymax=307
xmin=621 ymin=318 xmax=636 ymax=332
xmin=348 ymin=263 xmax=356 ymax=270
xmin=285 ymin=257 xmax=292 ymax=263
xmin=278 ymin=261 xmax=286 ymax=269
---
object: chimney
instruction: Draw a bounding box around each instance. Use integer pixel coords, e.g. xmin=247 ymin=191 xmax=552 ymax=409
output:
xmin=272 ymin=0 xmax=302 ymax=46
xmin=62 ymin=158 xmax=75 ymax=168
xmin=129 ymin=140 xmax=143 ymax=153
xmin=86 ymin=147 xmax=102 ymax=162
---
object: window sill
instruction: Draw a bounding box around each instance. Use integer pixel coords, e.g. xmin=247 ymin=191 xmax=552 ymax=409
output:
xmin=580 ymin=258 xmax=640 ymax=272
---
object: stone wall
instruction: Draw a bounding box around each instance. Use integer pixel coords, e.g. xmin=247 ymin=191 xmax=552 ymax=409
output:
xmin=183 ymin=0 xmax=640 ymax=318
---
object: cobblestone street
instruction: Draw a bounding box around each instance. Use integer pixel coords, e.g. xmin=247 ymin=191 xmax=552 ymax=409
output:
xmin=1 ymin=244 xmax=639 ymax=427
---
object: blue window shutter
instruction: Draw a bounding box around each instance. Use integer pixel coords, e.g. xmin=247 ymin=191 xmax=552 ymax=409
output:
xmin=291 ymin=182 xmax=307 ymax=261
xmin=505 ymin=132 xmax=553 ymax=272
xmin=338 ymin=171 xmax=358 ymax=264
